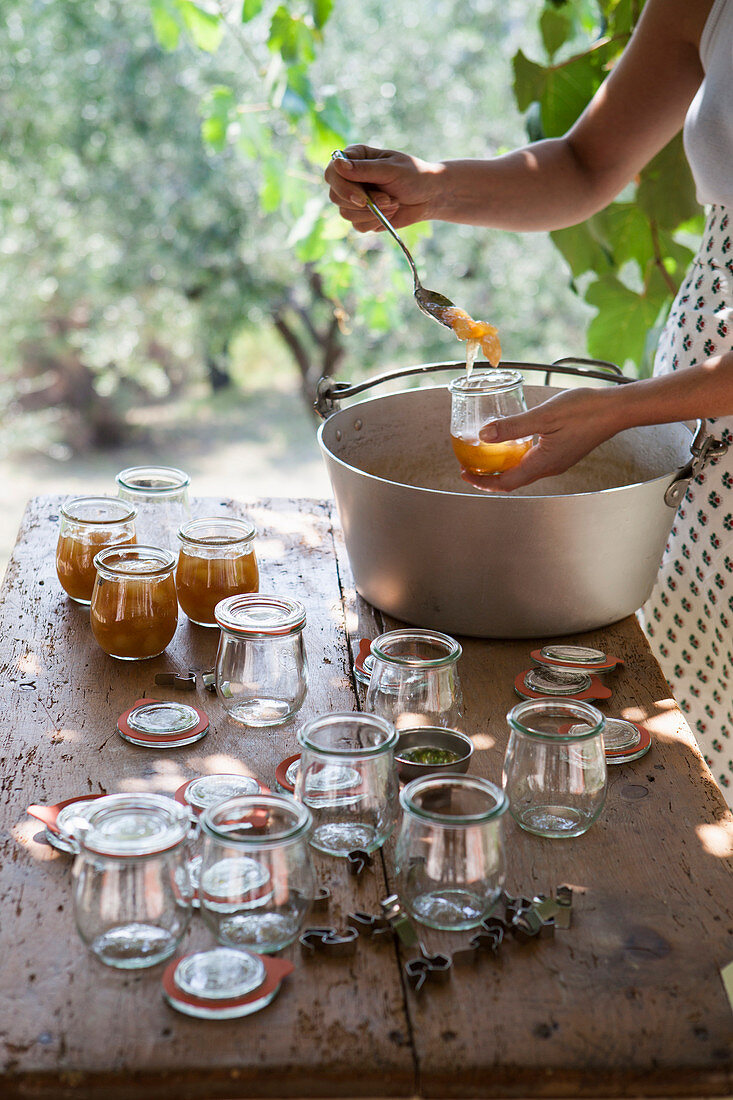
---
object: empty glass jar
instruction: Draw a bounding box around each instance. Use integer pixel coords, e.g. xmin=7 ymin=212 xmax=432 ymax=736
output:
xmin=71 ymin=793 xmax=193 ymax=969
xmin=116 ymin=465 xmax=191 ymax=553
xmin=55 ymin=496 xmax=136 ymax=605
xmin=503 ymin=698 xmax=607 ymax=838
xmin=365 ymin=629 xmax=463 ymax=730
xmin=449 ymin=369 xmax=532 ymax=475
xmin=295 ymin=712 xmax=399 ymax=856
xmin=395 ymin=774 xmax=508 ymax=930
xmin=214 ymin=594 xmax=307 ymax=726
xmin=176 ymin=516 xmax=259 ymax=627
xmin=198 ymin=793 xmax=314 ymax=953
xmin=91 ymin=544 xmax=178 ymax=660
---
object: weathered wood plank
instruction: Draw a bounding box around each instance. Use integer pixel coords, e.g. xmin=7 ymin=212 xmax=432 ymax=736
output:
xmin=332 ymin=515 xmax=733 ymax=1098
xmin=0 ymin=497 xmax=414 ymax=1099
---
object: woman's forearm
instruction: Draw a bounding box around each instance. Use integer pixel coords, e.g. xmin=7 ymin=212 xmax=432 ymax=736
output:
xmin=603 ymin=352 xmax=733 ymax=432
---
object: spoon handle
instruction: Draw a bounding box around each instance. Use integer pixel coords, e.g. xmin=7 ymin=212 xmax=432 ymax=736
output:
xmin=331 ymin=150 xmax=420 ymax=292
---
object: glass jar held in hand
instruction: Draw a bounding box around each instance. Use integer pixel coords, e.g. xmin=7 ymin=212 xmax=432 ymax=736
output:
xmin=450 ymin=370 xmax=532 ymax=477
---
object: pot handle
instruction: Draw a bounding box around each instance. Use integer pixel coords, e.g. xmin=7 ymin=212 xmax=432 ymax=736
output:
xmin=315 ymin=357 xmax=628 ymax=418
xmin=664 ymin=421 xmax=729 ymax=508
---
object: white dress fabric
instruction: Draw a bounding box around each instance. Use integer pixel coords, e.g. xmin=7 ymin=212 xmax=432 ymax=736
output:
xmin=640 ymin=204 xmax=733 ymax=803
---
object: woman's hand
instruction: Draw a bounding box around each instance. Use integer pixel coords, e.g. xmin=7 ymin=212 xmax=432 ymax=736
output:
xmin=324 ymin=145 xmax=443 ymax=231
xmin=461 ymin=387 xmax=624 ymax=492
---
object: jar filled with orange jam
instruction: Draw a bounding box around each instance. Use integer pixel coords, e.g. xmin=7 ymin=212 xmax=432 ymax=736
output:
xmin=176 ymin=517 xmax=259 ymax=627
xmin=56 ymin=497 xmax=137 ymax=605
xmin=449 ymin=370 xmax=532 ymax=476
xmin=91 ymin=545 xmax=178 ymax=661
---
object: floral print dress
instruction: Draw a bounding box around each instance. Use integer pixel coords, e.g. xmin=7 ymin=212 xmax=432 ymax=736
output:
xmin=640 ymin=205 xmax=733 ymax=805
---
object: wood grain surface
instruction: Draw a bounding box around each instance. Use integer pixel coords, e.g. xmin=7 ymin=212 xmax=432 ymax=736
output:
xmin=1 ymin=496 xmax=731 ymax=1099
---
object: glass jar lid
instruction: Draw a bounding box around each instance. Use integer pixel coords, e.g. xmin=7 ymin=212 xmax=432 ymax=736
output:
xmin=94 ymin=544 xmax=176 ymax=577
xmin=174 ymin=947 xmax=266 ymax=1001
xmin=540 ymin=644 xmax=607 ymax=666
xmin=183 ymin=774 xmax=260 ymax=811
xmin=400 ymin=774 xmax=508 ymax=825
xmin=75 ymin=793 xmax=190 ymax=857
xmin=60 ymin=496 xmax=137 ymax=525
xmin=523 ymin=666 xmax=592 ymax=696
xmin=214 ymin=594 xmax=306 ymax=636
xmin=127 ymin=701 xmax=201 ymax=738
xmin=370 ymin=629 xmax=461 ymax=669
xmin=116 ymin=465 xmax=190 ymax=497
xmin=449 ymin=369 xmax=524 ymax=396
xmin=178 ymin=516 xmax=256 ymax=547
xmin=200 ymin=793 xmax=312 ymax=847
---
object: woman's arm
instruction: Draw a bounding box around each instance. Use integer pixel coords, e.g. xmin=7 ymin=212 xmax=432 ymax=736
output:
xmin=325 ymin=0 xmax=712 ymax=233
xmin=461 ymin=350 xmax=733 ymax=492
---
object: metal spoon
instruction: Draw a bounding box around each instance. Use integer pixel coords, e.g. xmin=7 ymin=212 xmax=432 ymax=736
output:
xmin=331 ymin=150 xmax=455 ymax=330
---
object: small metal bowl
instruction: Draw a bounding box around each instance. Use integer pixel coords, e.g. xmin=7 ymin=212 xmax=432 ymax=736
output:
xmin=394 ymin=727 xmax=474 ymax=783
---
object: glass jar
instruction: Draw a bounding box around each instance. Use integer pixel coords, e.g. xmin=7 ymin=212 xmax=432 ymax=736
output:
xmin=55 ymin=496 xmax=137 ymax=605
xmin=71 ymin=793 xmax=193 ymax=969
xmin=365 ymin=629 xmax=463 ymax=730
xmin=115 ymin=465 xmax=191 ymax=553
xmin=198 ymin=793 xmax=314 ymax=954
xmin=214 ymin=594 xmax=307 ymax=726
xmin=503 ymin=698 xmax=607 ymax=838
xmin=91 ymin=544 xmax=178 ymax=660
xmin=176 ymin=517 xmax=259 ymax=627
xmin=295 ymin=712 xmax=399 ymax=856
xmin=395 ymin=774 xmax=508 ymax=931
xmin=449 ymin=369 xmax=532 ymax=475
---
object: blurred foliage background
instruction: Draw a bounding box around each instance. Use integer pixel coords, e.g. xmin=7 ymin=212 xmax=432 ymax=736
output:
xmin=0 ymin=0 xmax=702 ymax=467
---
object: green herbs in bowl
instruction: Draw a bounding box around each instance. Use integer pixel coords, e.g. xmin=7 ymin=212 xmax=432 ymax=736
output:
xmin=395 ymin=727 xmax=473 ymax=782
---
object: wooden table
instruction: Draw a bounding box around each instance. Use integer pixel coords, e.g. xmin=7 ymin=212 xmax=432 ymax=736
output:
xmin=1 ymin=496 xmax=731 ymax=1100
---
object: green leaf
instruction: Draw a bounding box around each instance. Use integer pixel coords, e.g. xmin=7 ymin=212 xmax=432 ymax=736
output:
xmin=550 ymin=222 xmax=612 ymax=278
xmin=585 ymin=274 xmax=667 ymax=367
xmin=150 ymin=0 xmax=181 ymax=51
xmin=312 ymin=0 xmax=335 ymax=31
xmin=268 ymin=7 xmax=316 ymax=65
xmin=242 ymin=0 xmax=264 ymax=23
xmin=636 ymin=134 xmax=699 ymax=229
xmin=236 ymin=111 xmax=273 ymax=160
xmin=512 ymin=50 xmax=547 ymax=112
xmin=591 ymin=203 xmax=654 ymax=269
xmin=178 ymin=1 xmax=225 ymax=53
xmin=200 ymin=87 xmax=236 ymax=151
xmin=540 ymin=6 xmax=572 ymax=58
xmin=260 ymin=161 xmax=283 ymax=212
xmin=538 ymin=49 xmax=608 ymax=136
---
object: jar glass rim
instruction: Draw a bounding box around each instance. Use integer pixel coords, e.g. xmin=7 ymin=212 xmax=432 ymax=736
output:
xmin=370 ymin=629 xmax=462 ymax=668
xmin=74 ymin=793 xmax=190 ymax=857
xmin=60 ymin=496 xmax=137 ymax=525
xmin=93 ymin=544 xmax=177 ymax=577
xmin=178 ymin=516 xmax=256 ymax=547
xmin=449 ymin=369 xmax=525 ymax=395
xmin=507 ymin=698 xmax=605 ymax=742
xmin=297 ymin=712 xmax=398 ymax=756
xmin=400 ymin=774 xmax=509 ymax=825
xmin=116 ymin=465 xmax=191 ymax=496
xmin=215 ymin=594 xmax=306 ymax=635
xmin=200 ymin=793 xmax=312 ymax=847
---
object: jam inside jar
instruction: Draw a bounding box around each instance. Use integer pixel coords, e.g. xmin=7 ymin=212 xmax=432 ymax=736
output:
xmin=449 ymin=370 xmax=532 ymax=476
xmin=91 ymin=545 xmax=178 ymax=660
xmin=176 ymin=517 xmax=259 ymax=627
xmin=56 ymin=497 xmax=137 ymax=605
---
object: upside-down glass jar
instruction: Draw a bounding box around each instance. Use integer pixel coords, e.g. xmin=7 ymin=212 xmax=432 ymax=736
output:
xmin=70 ymin=793 xmax=193 ymax=969
xmin=295 ymin=712 xmax=399 ymax=857
xmin=115 ymin=465 xmax=191 ymax=553
xmin=55 ymin=496 xmax=137 ymax=605
xmin=365 ymin=629 xmax=463 ymax=730
xmin=395 ymin=774 xmax=508 ymax=931
xmin=214 ymin=594 xmax=308 ymax=726
xmin=91 ymin=545 xmax=178 ymax=660
xmin=198 ymin=793 xmax=314 ymax=954
xmin=449 ymin=369 xmax=532 ymax=475
xmin=503 ymin=698 xmax=607 ymax=838
xmin=176 ymin=517 xmax=259 ymax=627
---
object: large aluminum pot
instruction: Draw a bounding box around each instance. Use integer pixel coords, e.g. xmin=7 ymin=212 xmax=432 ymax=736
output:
xmin=316 ymin=360 xmax=726 ymax=639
